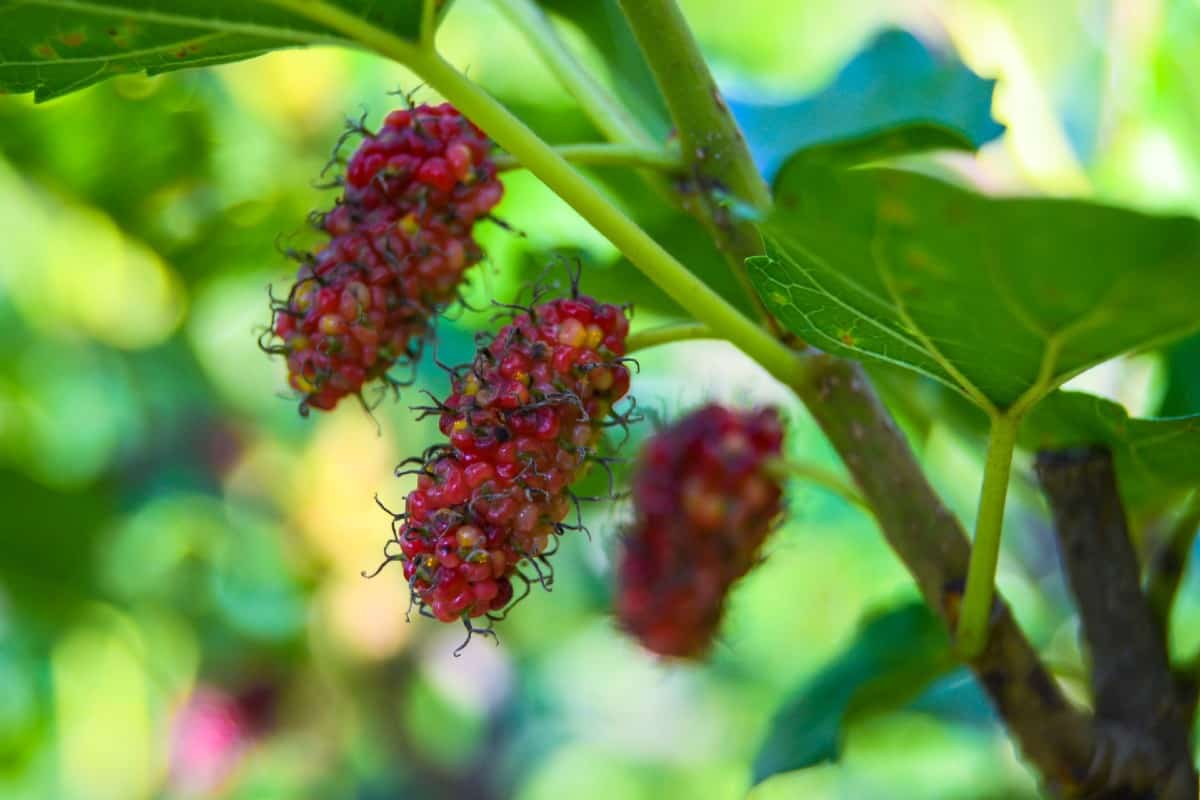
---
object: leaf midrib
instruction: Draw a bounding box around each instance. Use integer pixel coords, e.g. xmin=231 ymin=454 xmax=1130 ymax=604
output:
xmin=1 ymin=32 xmax=232 ymax=67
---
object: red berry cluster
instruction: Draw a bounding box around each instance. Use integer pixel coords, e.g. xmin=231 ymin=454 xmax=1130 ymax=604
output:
xmin=385 ymin=295 xmax=632 ymax=625
xmin=267 ymin=104 xmax=503 ymax=412
xmin=617 ymin=404 xmax=784 ymax=658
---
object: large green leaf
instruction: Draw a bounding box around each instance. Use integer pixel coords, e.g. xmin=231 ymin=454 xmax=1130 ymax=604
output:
xmin=1023 ymin=390 xmax=1200 ymax=513
xmin=0 ymin=0 xmax=432 ymax=101
xmin=752 ymin=601 xmax=953 ymax=785
xmin=730 ymin=29 xmax=1004 ymax=179
xmin=749 ymin=162 xmax=1200 ymax=413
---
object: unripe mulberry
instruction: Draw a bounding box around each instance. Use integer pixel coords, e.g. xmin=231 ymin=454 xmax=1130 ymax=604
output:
xmin=382 ymin=295 xmax=633 ymax=633
xmin=266 ymin=103 xmax=503 ymax=413
xmin=617 ymin=404 xmax=784 ymax=659
xmin=343 ymin=104 xmax=502 ymax=225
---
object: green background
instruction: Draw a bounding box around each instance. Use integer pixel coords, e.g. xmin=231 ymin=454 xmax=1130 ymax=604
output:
xmin=1 ymin=0 xmax=1199 ymax=797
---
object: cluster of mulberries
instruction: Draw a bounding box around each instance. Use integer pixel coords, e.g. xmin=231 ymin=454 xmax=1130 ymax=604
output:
xmin=267 ymin=104 xmax=503 ymax=412
xmin=617 ymin=404 xmax=785 ymax=658
xmin=386 ymin=295 xmax=632 ymax=626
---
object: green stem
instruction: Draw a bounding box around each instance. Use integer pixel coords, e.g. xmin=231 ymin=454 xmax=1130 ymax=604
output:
xmin=616 ymin=0 xmax=770 ymax=211
xmin=766 ymin=458 xmax=869 ymax=512
xmin=420 ymin=0 xmax=438 ymax=49
xmin=491 ymin=0 xmax=654 ymax=147
xmin=493 ymin=143 xmax=681 ymax=172
xmin=957 ymin=413 xmax=1020 ymax=658
xmin=271 ymin=1 xmax=801 ymax=388
xmin=408 ymin=51 xmax=802 ymax=388
xmin=625 ymin=322 xmax=714 ymax=352
xmin=616 ymin=0 xmax=776 ymax=328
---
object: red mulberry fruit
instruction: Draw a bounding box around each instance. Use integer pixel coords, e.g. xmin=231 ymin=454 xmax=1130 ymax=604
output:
xmin=343 ymin=104 xmax=502 ymax=225
xmin=617 ymin=404 xmax=784 ymax=658
xmin=266 ymin=103 xmax=503 ymax=413
xmin=380 ymin=294 xmax=633 ymax=635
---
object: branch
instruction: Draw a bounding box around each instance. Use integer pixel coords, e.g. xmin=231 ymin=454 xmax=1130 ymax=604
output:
xmin=612 ymin=3 xmax=1106 ymax=790
xmin=793 ymin=355 xmax=1096 ymax=795
xmin=616 ymin=0 xmax=778 ymax=328
xmin=1036 ymin=447 xmax=1196 ymax=798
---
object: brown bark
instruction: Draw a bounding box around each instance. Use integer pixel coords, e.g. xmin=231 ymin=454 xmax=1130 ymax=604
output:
xmin=1037 ymin=448 xmax=1196 ymax=799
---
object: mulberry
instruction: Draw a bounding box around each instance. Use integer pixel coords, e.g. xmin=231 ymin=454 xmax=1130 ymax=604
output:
xmin=266 ymin=103 xmax=503 ymax=413
xmin=617 ymin=404 xmax=784 ymax=658
xmin=376 ymin=294 xmax=633 ymax=643
xmin=343 ymin=104 xmax=501 ymax=223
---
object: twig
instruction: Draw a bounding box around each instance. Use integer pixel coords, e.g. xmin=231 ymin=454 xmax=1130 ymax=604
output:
xmin=793 ymin=354 xmax=1096 ymax=795
xmin=616 ymin=0 xmax=782 ymax=332
xmin=765 ymin=457 xmax=869 ymax=512
xmin=492 ymin=0 xmax=653 ymax=146
xmin=1036 ymin=447 xmax=1196 ymax=798
xmin=625 ymin=321 xmax=713 ymax=352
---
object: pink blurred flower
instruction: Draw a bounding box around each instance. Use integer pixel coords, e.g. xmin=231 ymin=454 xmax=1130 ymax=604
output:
xmin=167 ymin=686 xmax=248 ymax=797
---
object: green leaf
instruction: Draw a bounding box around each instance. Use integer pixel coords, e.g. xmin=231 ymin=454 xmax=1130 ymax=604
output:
xmin=1023 ymin=390 xmax=1200 ymax=513
xmin=1160 ymin=333 xmax=1200 ymax=417
xmin=0 ymin=0 xmax=430 ymax=102
xmin=730 ymin=29 xmax=1004 ymax=179
xmin=750 ymin=163 xmax=1200 ymax=413
xmin=752 ymin=601 xmax=953 ymax=785
xmin=780 ymin=122 xmax=978 ymax=168
xmin=0 ymin=467 xmax=115 ymax=624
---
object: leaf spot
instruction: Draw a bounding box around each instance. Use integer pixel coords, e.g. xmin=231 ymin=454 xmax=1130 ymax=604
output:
xmin=879 ymin=197 xmax=913 ymax=225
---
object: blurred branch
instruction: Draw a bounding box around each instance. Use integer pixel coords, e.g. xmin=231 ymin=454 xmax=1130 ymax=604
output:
xmin=615 ymin=0 xmax=778 ymax=330
xmin=492 ymin=0 xmax=654 ymax=146
xmin=765 ymin=457 xmax=869 ymax=512
xmin=1036 ymin=447 xmax=1196 ymax=798
xmin=1146 ymin=490 xmax=1200 ymax=630
xmin=493 ymin=142 xmax=681 ymax=172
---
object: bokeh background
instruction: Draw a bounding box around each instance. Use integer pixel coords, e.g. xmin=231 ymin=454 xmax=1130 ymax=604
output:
xmin=1 ymin=0 xmax=1199 ymax=798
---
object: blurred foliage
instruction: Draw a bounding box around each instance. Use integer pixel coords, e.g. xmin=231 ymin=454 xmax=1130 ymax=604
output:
xmin=538 ymin=0 xmax=672 ymax=139
xmin=0 ymin=1 xmax=1196 ymax=799
xmin=731 ymin=29 xmax=1005 ymax=179
xmin=753 ymin=601 xmax=954 ymax=784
